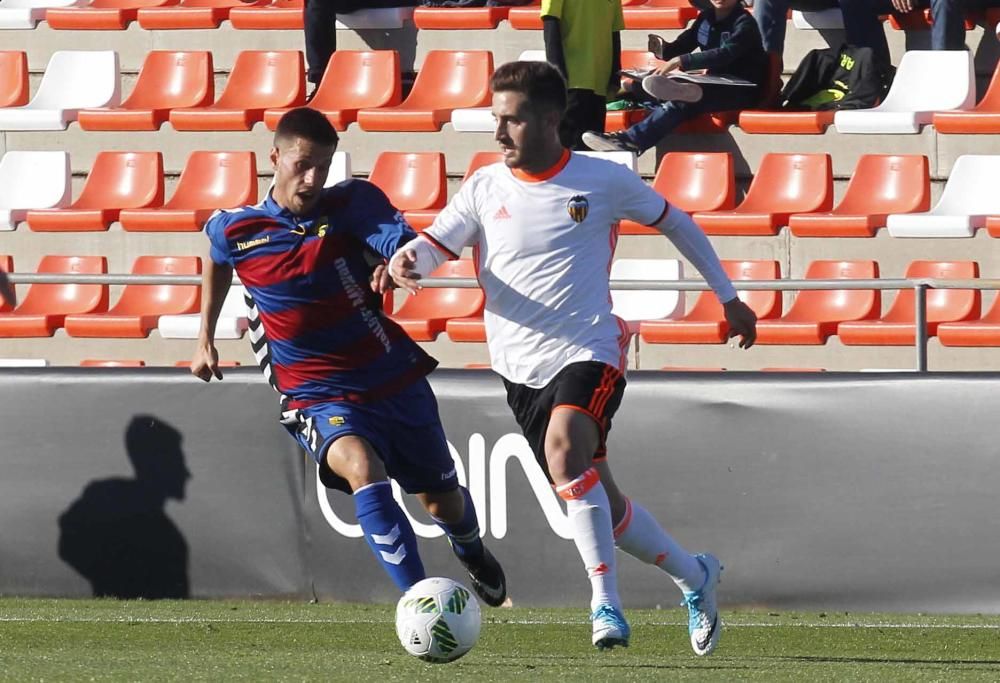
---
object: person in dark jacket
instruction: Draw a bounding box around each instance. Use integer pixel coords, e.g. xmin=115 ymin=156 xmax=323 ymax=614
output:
xmin=583 ymin=0 xmax=766 ymax=155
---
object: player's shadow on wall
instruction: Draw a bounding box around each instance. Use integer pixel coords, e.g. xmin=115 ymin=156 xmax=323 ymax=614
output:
xmin=57 ymin=415 xmax=192 ymax=599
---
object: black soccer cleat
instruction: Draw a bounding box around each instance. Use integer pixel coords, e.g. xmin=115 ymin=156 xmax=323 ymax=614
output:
xmin=454 ymin=544 xmax=507 ymax=608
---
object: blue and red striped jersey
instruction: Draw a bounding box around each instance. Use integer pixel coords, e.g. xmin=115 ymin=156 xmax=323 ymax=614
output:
xmin=205 ymin=179 xmax=436 ymax=407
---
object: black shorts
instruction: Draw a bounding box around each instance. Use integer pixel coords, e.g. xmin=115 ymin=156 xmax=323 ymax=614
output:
xmin=503 ymin=361 xmax=626 ymax=481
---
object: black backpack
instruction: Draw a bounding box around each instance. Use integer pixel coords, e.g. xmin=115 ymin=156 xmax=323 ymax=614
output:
xmin=780 ymin=44 xmax=881 ymax=111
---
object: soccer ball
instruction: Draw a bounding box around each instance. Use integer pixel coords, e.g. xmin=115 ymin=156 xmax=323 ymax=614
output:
xmin=395 ymin=577 xmax=481 ymax=663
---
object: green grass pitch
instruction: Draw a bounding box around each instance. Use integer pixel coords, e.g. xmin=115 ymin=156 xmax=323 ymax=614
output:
xmin=1 ymin=599 xmax=999 ymax=681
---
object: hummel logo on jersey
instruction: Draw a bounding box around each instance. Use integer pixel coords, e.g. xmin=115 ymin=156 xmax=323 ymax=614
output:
xmin=493 ymin=205 xmax=512 ymax=221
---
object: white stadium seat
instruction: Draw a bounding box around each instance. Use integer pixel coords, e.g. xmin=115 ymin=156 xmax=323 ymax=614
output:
xmin=610 ymin=258 xmax=684 ymax=335
xmin=451 ymin=50 xmax=547 ymax=132
xmin=0 ymin=51 xmax=119 ymax=131
xmin=887 ymin=155 xmax=1000 ymax=238
xmin=323 ymin=151 xmax=352 ymax=188
xmin=335 ymin=6 xmax=413 ymax=29
xmin=0 ymin=0 xmax=85 ymax=29
xmin=0 ymin=151 xmax=71 ymax=230
xmin=0 ymin=358 xmax=48 ymax=367
xmin=834 ymin=50 xmax=974 ymax=134
xmin=158 ymin=285 xmax=249 ymax=339
xmin=791 ymin=8 xmax=844 ymax=29
xmin=578 ymin=150 xmax=638 ymax=172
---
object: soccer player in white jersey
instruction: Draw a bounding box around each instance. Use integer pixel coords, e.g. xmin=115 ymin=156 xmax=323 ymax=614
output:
xmin=386 ymin=60 xmax=757 ymax=655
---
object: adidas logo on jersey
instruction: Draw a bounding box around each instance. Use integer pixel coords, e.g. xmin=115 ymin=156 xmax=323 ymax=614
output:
xmin=493 ymin=205 xmax=511 ymax=221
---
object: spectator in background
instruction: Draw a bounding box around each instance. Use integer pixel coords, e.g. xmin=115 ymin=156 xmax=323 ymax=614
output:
xmin=542 ymin=0 xmax=624 ymax=150
xmin=304 ymin=0 xmax=418 ymax=98
xmin=583 ymin=0 xmax=767 ymax=156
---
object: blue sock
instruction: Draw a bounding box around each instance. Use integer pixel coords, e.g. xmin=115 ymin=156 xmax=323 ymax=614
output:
xmin=432 ymin=487 xmax=484 ymax=561
xmin=354 ymin=481 xmax=425 ymax=591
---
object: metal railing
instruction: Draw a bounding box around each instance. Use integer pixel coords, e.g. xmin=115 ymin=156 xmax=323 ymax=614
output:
xmin=7 ymin=272 xmax=1000 ymax=373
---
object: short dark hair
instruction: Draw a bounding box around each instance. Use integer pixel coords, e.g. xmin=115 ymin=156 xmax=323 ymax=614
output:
xmin=490 ymin=60 xmax=567 ymax=116
xmin=274 ymin=108 xmax=339 ymax=147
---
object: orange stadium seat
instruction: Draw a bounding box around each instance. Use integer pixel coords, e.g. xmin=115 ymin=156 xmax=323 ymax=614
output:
xmin=986 ymin=215 xmax=1000 ymax=238
xmin=119 ymin=151 xmax=257 ymax=232
xmin=169 ymin=51 xmax=305 ymax=131
xmin=693 ymin=153 xmax=832 ymax=236
xmin=229 ymin=0 xmax=303 ymax=29
xmin=137 ymin=0 xmax=262 ymax=29
xmin=620 ymin=152 xmax=734 ymax=235
xmin=367 ymin=152 xmax=446 ymax=230
xmin=0 ymin=256 xmax=108 ymax=337
xmin=0 ymin=255 xmax=12 ymax=313
xmin=889 ymin=7 xmax=975 ymax=31
xmin=263 ymin=50 xmax=401 ymax=132
xmin=933 ymin=61 xmax=1000 ymax=134
xmin=46 ymin=0 xmax=177 ymax=29
xmin=789 ymin=155 xmax=930 ymax=238
xmin=738 ymin=109 xmax=835 ymax=135
xmin=755 ymin=260 xmax=881 ymax=345
xmin=938 ymin=295 xmax=1000 ymax=346
xmin=640 ymin=260 xmax=781 ymax=343
xmin=404 ymin=151 xmax=500 ymax=231
xmin=0 ymin=52 xmax=28 ymax=108
xmin=26 ymin=152 xmax=164 ymax=232
xmin=81 ymin=360 xmax=146 ymax=366
xmin=390 ymin=259 xmax=483 ymax=341
xmin=838 ymin=261 xmax=979 ymax=345
xmin=78 ymin=51 xmax=213 ymax=131
xmin=413 ymin=4 xmax=510 ymax=29
xmin=65 ymin=256 xmax=201 ymax=338
xmin=623 ymin=0 xmax=699 ymax=29
xmin=357 ymin=50 xmax=493 ymax=132
xmin=508 ymin=3 xmax=541 ymax=29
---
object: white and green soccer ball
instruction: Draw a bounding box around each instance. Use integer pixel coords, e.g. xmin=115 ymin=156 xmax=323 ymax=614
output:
xmin=395 ymin=577 xmax=482 ymax=663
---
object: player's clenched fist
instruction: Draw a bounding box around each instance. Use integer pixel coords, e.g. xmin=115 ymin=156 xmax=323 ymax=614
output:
xmin=191 ymin=343 xmax=223 ymax=382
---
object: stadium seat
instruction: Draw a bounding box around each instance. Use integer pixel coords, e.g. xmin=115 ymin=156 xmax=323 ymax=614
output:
xmin=755 ymin=260 xmax=881 ymax=345
xmin=81 ymin=360 xmax=146 ymax=367
xmin=693 ymin=153 xmax=832 ymax=235
xmin=0 ymin=51 xmax=27 ymax=107
xmin=834 ymin=50 xmax=974 ymax=134
xmin=933 ymin=61 xmax=1000 ymax=134
xmin=159 ymin=284 xmax=248 ymax=339
xmin=323 ymin=151 xmax=352 ymax=188
xmin=640 ymin=260 xmax=781 ymax=343
xmin=888 ymin=7 xmax=975 ymax=31
xmin=886 ymin=155 xmax=1000 ymax=238
xmin=609 ymin=259 xmax=684 ymax=335
xmin=0 ymin=256 xmax=108 ymax=337
xmin=623 ymin=0 xmax=699 ymax=29
xmin=137 ymin=0 xmax=260 ymax=29
xmin=0 ymin=358 xmax=48 ymax=367
xmin=169 ymin=51 xmax=305 ymax=131
xmin=738 ymin=109 xmax=835 ymax=135
xmin=390 ymin=259 xmax=483 ymax=341
xmin=405 ymin=151 xmax=501 ymax=231
xmin=413 ymin=4 xmax=510 ymax=29
xmin=78 ymin=51 xmax=213 ymax=131
xmin=450 ymin=50 xmax=546 ymax=132
xmin=64 ymin=256 xmax=201 ymax=338
xmin=837 ymin=261 xmax=979 ymax=345
xmin=357 ymin=50 xmax=493 ymax=132
xmin=791 ymin=7 xmax=844 ymax=28
xmin=46 ymin=0 xmax=177 ymax=29
xmin=578 ymin=150 xmax=638 ymax=171
xmin=508 ymin=4 xmax=541 ymax=29
xmin=938 ymin=295 xmax=1000 ymax=347
xmin=263 ymin=50 xmax=401 ymax=132
xmin=789 ymin=155 xmax=930 ymax=237
xmin=229 ymin=0 xmax=302 ymax=29
xmin=367 ymin=152 xmax=446 ymax=230
xmin=620 ymin=152 xmax=734 ymax=235
xmin=0 ymin=0 xmax=83 ymax=29
xmin=335 ymin=5 xmax=413 ymax=28
xmin=119 ymin=151 xmax=256 ymax=232
xmin=0 ymin=50 xmax=120 ymax=131
xmin=26 ymin=151 xmax=164 ymax=232
xmin=0 ymin=255 xmax=13 ymax=313
xmin=0 ymin=151 xmax=71 ymax=230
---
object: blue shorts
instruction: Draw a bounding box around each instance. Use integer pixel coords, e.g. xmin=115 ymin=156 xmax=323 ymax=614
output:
xmin=284 ymin=377 xmax=458 ymax=495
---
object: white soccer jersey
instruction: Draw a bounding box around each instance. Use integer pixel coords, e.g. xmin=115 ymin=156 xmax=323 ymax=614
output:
xmin=425 ymin=151 xmax=668 ymax=388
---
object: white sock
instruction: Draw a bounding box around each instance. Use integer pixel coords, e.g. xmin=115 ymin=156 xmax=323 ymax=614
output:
xmin=614 ymin=497 xmax=706 ymax=594
xmin=556 ymin=468 xmax=622 ymax=612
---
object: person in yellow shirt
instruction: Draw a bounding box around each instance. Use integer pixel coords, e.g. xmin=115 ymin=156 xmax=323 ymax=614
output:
xmin=542 ymin=0 xmax=623 ymax=150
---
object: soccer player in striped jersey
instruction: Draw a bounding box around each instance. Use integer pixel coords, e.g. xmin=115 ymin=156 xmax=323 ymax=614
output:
xmin=191 ymin=108 xmax=506 ymax=608
xmin=387 ymin=61 xmax=757 ymax=655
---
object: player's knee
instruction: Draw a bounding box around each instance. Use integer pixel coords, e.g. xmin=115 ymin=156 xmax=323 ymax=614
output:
xmin=325 ymin=438 xmax=386 ymax=490
xmin=544 ymin=434 xmax=587 ymax=484
xmin=419 ymin=488 xmax=463 ymax=522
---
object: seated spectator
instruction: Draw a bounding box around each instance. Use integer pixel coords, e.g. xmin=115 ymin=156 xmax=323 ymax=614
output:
xmin=582 ymin=0 xmax=766 ymax=155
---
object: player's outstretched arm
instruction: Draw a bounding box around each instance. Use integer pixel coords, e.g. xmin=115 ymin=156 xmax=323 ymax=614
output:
xmin=192 ymin=254 xmax=233 ymax=382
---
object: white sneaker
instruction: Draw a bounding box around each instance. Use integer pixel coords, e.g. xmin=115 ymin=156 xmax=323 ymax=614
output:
xmin=683 ymin=553 xmax=722 ymax=656
xmin=641 ymin=75 xmax=704 ymax=103
xmin=581 ymin=130 xmax=640 ymax=154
